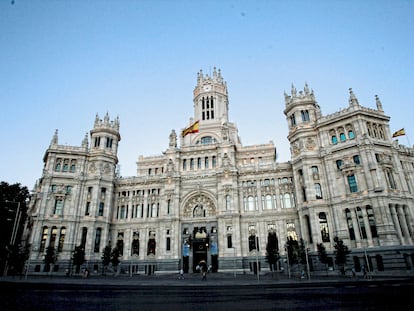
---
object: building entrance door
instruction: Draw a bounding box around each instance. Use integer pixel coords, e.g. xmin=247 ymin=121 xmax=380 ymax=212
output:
xmin=192 ymin=239 xmax=208 ymax=272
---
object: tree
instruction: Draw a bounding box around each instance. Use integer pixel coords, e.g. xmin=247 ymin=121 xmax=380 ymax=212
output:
xmin=0 ymin=181 xmax=30 ymax=276
xmin=72 ymin=246 xmax=85 ymax=274
xmin=265 ymin=232 xmax=280 ymax=277
xmin=317 ymin=243 xmax=330 ymax=274
xmin=110 ymin=247 xmax=121 ymax=275
xmin=286 ymin=237 xmax=299 ymax=266
xmin=101 ymin=245 xmax=111 ymax=275
xmin=333 ymin=236 xmax=350 ymax=275
xmin=44 ymin=246 xmax=57 ymax=273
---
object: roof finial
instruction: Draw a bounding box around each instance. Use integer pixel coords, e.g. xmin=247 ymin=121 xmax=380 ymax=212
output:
xmin=291 ymin=84 xmax=297 ymax=97
xmin=348 ymin=88 xmax=359 ymax=106
xmin=50 ymin=129 xmax=58 ymax=146
xmin=375 ymin=95 xmax=383 ymax=111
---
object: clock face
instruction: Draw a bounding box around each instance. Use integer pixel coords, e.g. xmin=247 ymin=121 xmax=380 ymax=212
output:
xmin=203 ymin=85 xmax=211 ymax=91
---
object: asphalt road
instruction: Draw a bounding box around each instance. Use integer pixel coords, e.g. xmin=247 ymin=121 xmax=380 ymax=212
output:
xmin=1 ymin=277 xmax=413 ymax=311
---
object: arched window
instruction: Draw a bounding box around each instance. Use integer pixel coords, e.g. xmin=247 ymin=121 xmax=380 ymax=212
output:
xmin=356 ymin=207 xmax=367 ymax=239
xmin=70 ymin=160 xmax=76 ymax=173
xmin=348 ymin=175 xmax=358 ymax=193
xmin=49 ymin=226 xmax=58 ymax=248
xmin=55 ymin=159 xmax=62 ymax=172
xmin=315 ymin=183 xmax=323 ymax=199
xmin=345 ymin=209 xmax=355 ymax=240
xmin=319 ymin=213 xmax=330 ymax=242
xmin=332 ymin=135 xmax=338 ymax=144
xmin=339 ymin=132 xmax=346 ymax=142
xmin=54 ymin=199 xmax=64 ymax=215
xmin=248 ymin=196 xmax=255 ymax=211
xmin=265 ymin=194 xmax=272 ymax=209
xmin=40 ymin=226 xmax=48 ymax=252
xmin=225 ymin=195 xmax=231 ymax=210
xmin=366 ymin=206 xmax=378 ymax=238
xmin=284 ymin=193 xmax=292 ymax=208
xmin=348 ymin=130 xmax=355 ymax=139
xmin=58 ymin=227 xmax=66 ymax=252
xmin=94 ymin=228 xmax=102 ymax=253
xmin=132 ymin=232 xmax=139 ymax=256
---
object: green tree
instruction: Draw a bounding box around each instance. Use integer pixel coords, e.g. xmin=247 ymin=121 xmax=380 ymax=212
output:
xmin=72 ymin=246 xmax=85 ymax=274
xmin=333 ymin=236 xmax=350 ymax=275
xmin=44 ymin=246 xmax=58 ymax=273
xmin=0 ymin=181 xmax=30 ymax=276
xmin=265 ymin=232 xmax=280 ymax=277
xmin=317 ymin=243 xmax=330 ymax=274
xmin=110 ymin=247 xmax=121 ymax=275
xmin=101 ymin=245 xmax=111 ymax=275
xmin=286 ymin=237 xmax=299 ymax=265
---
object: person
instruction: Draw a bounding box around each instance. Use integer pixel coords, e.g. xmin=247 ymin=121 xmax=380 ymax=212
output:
xmin=179 ymin=269 xmax=184 ymax=280
xmin=201 ymin=267 xmax=207 ymax=281
xmin=351 ymin=267 xmax=356 ymax=278
xmin=362 ymin=265 xmax=367 ymax=279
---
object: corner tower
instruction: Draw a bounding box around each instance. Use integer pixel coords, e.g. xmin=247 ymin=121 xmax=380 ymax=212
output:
xmin=90 ymin=112 xmax=121 ymax=163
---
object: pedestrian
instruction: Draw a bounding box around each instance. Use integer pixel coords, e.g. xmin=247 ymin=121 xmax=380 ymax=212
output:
xmin=202 ymin=268 xmax=207 ymax=281
xmin=179 ymin=269 xmax=184 ymax=280
xmin=362 ymin=265 xmax=367 ymax=279
xmin=351 ymin=267 xmax=356 ymax=278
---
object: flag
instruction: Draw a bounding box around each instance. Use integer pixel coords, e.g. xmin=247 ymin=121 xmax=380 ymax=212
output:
xmin=181 ymin=121 xmax=199 ymax=137
xmin=392 ymin=128 xmax=405 ymax=138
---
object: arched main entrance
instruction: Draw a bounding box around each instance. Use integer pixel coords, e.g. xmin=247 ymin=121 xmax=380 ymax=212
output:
xmin=181 ymin=192 xmax=218 ymax=273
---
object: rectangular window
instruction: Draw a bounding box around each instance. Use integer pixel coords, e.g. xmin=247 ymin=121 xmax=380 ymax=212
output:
xmin=54 ymin=199 xmax=64 ymax=215
xmin=166 ymin=237 xmax=171 ymax=251
xmin=94 ymin=228 xmax=102 ymax=253
xmin=85 ymin=202 xmax=90 ymax=216
xmin=98 ymin=202 xmax=104 ymax=216
xmin=348 ymin=175 xmax=358 ymax=193
xmin=227 ymin=235 xmax=233 ymax=248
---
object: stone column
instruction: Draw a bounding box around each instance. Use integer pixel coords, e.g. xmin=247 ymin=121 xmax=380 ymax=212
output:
xmin=390 ymin=204 xmax=403 ymax=243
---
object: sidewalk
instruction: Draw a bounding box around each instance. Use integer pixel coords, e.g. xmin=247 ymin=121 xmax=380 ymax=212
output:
xmin=2 ymin=271 xmax=413 ymax=288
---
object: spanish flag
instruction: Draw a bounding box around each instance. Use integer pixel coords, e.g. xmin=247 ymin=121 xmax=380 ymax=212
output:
xmin=392 ymin=128 xmax=406 ymax=138
xmin=181 ymin=120 xmax=199 ymax=137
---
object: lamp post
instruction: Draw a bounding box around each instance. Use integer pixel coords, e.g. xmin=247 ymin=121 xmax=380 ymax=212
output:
xmin=304 ymin=240 xmax=311 ymax=280
xmin=233 ymin=247 xmax=236 ymax=278
xmin=25 ymin=245 xmax=37 ymax=280
xmin=356 ymin=212 xmax=371 ymax=278
xmin=285 ymin=244 xmax=291 ymax=279
xmin=3 ymin=201 xmax=22 ymax=276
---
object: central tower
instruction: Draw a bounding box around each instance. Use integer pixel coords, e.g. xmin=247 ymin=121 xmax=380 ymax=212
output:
xmin=181 ymin=67 xmax=240 ymax=147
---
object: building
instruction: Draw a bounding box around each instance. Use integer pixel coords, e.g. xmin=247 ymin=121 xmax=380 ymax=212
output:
xmin=26 ymin=68 xmax=414 ymax=276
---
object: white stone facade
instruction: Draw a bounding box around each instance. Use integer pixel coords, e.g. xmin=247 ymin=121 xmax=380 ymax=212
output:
xmin=27 ymin=69 xmax=414 ymax=275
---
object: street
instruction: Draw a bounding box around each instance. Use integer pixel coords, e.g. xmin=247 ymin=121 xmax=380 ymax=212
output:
xmin=1 ymin=277 xmax=413 ymax=310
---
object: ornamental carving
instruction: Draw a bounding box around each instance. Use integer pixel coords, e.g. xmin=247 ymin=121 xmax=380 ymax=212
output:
xmin=305 ymin=137 xmax=316 ymax=150
xmin=183 ymin=193 xmax=216 ymax=217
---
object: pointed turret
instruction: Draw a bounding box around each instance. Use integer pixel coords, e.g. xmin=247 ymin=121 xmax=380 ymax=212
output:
xmin=375 ymin=95 xmax=383 ymax=112
xmin=50 ymin=129 xmax=58 ymax=147
xmin=348 ymin=88 xmax=359 ymax=107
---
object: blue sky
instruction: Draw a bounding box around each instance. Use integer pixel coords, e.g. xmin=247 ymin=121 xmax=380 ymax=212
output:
xmin=1 ymin=0 xmax=413 ymax=189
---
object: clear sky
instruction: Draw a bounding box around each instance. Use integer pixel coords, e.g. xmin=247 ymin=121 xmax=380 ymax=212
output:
xmin=1 ymin=0 xmax=413 ymax=189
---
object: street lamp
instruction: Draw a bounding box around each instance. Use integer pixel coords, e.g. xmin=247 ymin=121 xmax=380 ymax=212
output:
xmin=285 ymin=244 xmax=291 ymax=279
xmin=3 ymin=201 xmax=22 ymax=276
xmin=304 ymin=240 xmax=311 ymax=280
xmin=233 ymin=247 xmax=237 ymax=278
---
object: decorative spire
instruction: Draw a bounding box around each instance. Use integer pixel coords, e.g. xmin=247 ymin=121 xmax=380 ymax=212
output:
xmin=375 ymin=95 xmax=383 ymax=111
xmin=348 ymin=88 xmax=359 ymax=106
xmin=304 ymin=82 xmax=310 ymax=95
xmin=50 ymin=129 xmax=58 ymax=146
xmin=82 ymin=132 xmax=89 ymax=149
xmin=291 ymin=84 xmax=297 ymax=97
